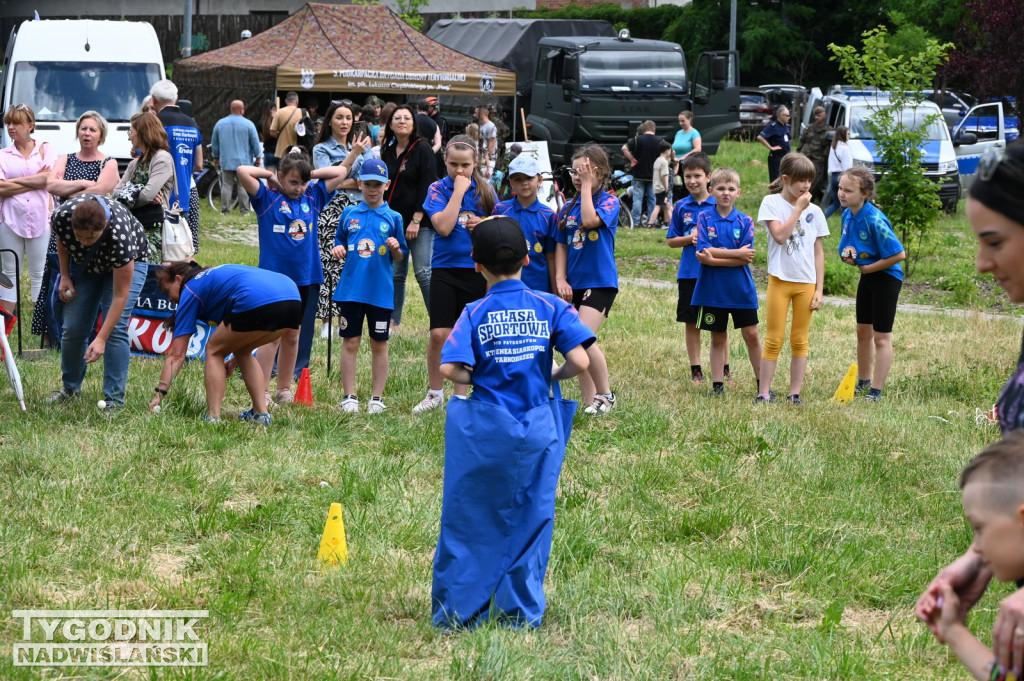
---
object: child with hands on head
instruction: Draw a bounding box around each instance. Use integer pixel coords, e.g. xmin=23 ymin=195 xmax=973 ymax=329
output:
xmin=553 ymin=144 xmax=619 ymax=416
xmin=755 ymin=153 xmax=828 ymax=405
xmin=923 ymin=431 xmax=1024 ymax=681
xmin=837 ymin=167 xmax=906 ymax=402
xmin=692 ymin=167 xmax=762 ymax=397
xmin=236 ymin=148 xmax=354 ymax=405
xmin=329 ymin=158 xmax=407 ymax=414
xmin=413 ymin=134 xmax=496 ymax=414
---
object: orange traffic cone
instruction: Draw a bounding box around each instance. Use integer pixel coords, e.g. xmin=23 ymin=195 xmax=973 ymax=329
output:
xmin=294 ymin=367 xmax=313 ymax=406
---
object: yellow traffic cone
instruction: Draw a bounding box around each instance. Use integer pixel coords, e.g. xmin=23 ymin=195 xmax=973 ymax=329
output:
xmin=833 ymin=364 xmax=858 ymax=403
xmin=318 ymin=503 xmax=349 ymax=568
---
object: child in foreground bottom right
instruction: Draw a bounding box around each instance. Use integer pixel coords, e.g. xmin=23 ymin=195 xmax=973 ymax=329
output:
xmin=923 ymin=431 xmax=1024 ymax=681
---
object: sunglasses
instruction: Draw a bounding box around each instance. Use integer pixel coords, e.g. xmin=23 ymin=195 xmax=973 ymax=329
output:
xmin=978 ymin=146 xmax=1024 ymax=184
xmin=330 ymin=99 xmax=353 ymax=108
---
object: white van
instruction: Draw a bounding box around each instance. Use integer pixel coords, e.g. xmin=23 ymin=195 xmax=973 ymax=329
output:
xmin=806 ymin=92 xmax=961 ymax=212
xmin=952 ymin=100 xmax=1021 ymax=190
xmin=1 ymin=19 xmax=164 ymax=169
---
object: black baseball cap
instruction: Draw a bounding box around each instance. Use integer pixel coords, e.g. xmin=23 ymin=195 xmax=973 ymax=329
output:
xmin=471 ymin=216 xmax=528 ymax=267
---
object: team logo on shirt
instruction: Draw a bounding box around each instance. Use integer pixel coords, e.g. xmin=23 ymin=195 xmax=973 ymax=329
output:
xmin=841 ymin=246 xmax=857 ymax=264
xmin=708 ymin=226 xmax=718 ymax=239
xmin=860 ymin=231 xmax=868 ymax=239
xmin=458 ymin=211 xmax=473 ymax=228
xmin=806 ymin=214 xmax=814 ymax=223
xmin=280 ymin=202 xmax=292 ymax=214
xmin=588 ymin=231 xmax=599 ymax=242
xmin=347 ymin=219 xmax=360 ymax=232
xmin=378 ymin=245 xmax=387 ymax=255
xmin=571 ymin=229 xmax=585 ymax=250
xmin=357 ymin=238 xmax=375 ymax=258
xmin=301 ymin=203 xmax=310 ymax=213
xmin=859 ymin=252 xmax=870 ymax=259
xmin=733 ymin=228 xmax=741 ymax=239
xmin=379 ymin=223 xmax=389 ymax=234
xmin=288 ymin=219 xmax=307 ymax=241
xmin=683 ymin=212 xmax=693 ymax=223
xmin=533 ymin=242 xmax=542 ymax=253
xmin=565 ymin=215 xmax=578 ymax=230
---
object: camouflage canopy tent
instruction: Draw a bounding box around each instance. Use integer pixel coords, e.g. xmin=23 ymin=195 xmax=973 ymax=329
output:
xmin=174 ymin=3 xmax=515 ymax=140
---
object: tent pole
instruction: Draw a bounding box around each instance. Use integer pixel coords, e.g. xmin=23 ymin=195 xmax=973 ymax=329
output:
xmin=182 ymin=0 xmax=193 ymax=57
xmin=513 ymin=94 xmax=518 ymax=141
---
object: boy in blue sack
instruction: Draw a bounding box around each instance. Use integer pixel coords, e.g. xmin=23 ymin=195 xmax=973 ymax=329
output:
xmin=692 ymin=166 xmax=763 ymax=397
xmin=431 ymin=215 xmax=596 ymax=630
xmin=329 ymin=159 xmax=407 ymax=413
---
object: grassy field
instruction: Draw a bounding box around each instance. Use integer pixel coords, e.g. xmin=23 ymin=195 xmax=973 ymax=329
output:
xmin=0 ymin=141 xmax=1020 ymax=679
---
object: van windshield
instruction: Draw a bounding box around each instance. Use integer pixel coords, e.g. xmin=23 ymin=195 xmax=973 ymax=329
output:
xmin=11 ymin=61 xmax=163 ymax=123
xmin=850 ymin=105 xmax=948 ymax=141
xmin=579 ymin=50 xmax=686 ymax=92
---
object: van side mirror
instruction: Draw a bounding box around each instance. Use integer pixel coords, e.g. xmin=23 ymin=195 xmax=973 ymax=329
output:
xmin=954 ymin=131 xmax=978 ymax=146
xmin=710 ymin=56 xmax=728 ymax=91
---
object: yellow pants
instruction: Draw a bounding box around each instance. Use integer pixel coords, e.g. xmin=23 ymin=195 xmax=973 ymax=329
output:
xmin=761 ymin=275 xmax=816 ymax=361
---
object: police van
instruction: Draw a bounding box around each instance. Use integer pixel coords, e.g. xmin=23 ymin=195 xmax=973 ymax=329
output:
xmin=951 ymin=99 xmax=1020 ymax=191
xmin=1 ymin=19 xmax=165 ymax=171
xmin=806 ymin=91 xmax=960 ymax=212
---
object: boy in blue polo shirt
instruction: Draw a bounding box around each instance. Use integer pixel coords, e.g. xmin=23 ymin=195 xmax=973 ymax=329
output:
xmin=492 ymin=155 xmax=558 ymax=293
xmin=329 ymin=159 xmax=408 ymax=413
xmin=432 ymin=216 xmax=596 ymax=631
xmin=692 ymin=166 xmax=763 ymax=397
xmin=667 ymin=152 xmax=732 ymax=386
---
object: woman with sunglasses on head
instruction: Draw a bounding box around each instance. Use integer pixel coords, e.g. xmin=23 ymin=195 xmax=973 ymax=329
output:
xmin=382 ymin=103 xmax=437 ymax=334
xmin=0 ymin=104 xmax=57 ymax=316
xmin=916 ymin=140 xmax=1024 ymax=680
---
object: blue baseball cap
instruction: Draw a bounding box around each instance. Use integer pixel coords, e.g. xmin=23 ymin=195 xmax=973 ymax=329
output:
xmin=359 ymin=159 xmax=389 ymax=182
xmin=507 ymin=155 xmax=540 ymax=178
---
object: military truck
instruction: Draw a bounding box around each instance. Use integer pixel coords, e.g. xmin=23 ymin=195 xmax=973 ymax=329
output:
xmin=426 ymin=19 xmax=740 ymax=166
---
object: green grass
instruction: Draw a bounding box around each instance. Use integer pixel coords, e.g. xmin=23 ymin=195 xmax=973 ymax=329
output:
xmin=0 ymin=157 xmax=1018 ymax=678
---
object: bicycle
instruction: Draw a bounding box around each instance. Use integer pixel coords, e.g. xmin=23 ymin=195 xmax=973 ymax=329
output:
xmin=609 ymin=170 xmax=635 ymax=230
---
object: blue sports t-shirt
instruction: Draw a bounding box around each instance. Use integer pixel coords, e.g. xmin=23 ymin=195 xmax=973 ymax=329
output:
xmin=157 ymin=106 xmax=202 ymax=212
xmin=553 ymin=190 xmax=619 ymax=290
xmin=332 ymin=202 xmax=408 ymax=309
xmin=493 ymin=198 xmax=558 ymax=293
xmin=666 ymin=194 xmax=717 ymax=280
xmin=692 ymin=207 xmax=758 ymax=309
xmin=249 ymin=180 xmax=330 ymax=286
xmin=839 ymin=201 xmax=905 ymax=281
xmin=171 ymin=264 xmax=300 ymax=339
xmin=442 ymin=279 xmax=596 ymax=418
xmin=423 ymin=175 xmax=491 ymax=269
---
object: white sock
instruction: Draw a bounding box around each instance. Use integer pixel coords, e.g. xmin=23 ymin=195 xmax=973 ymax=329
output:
xmin=428 ymin=389 xmax=443 ymax=398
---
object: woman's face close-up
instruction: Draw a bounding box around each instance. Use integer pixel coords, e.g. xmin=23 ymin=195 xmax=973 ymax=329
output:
xmin=389 ymin=109 xmax=414 ymax=137
xmin=969 ymin=197 xmax=1024 ymax=303
xmin=6 ymin=118 xmax=32 ymax=142
xmin=78 ymin=118 xmax=101 ymax=149
xmin=330 ymin=107 xmax=353 ymax=140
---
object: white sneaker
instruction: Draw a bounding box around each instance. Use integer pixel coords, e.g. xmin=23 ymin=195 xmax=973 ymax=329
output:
xmin=367 ymin=398 xmax=387 ymax=414
xmin=412 ymin=392 xmax=443 ymax=414
xmin=320 ymin=323 xmax=330 ymax=339
xmin=341 ymin=395 xmax=359 ymax=413
xmin=583 ymin=392 xmax=617 ymax=416
xmin=275 ymin=388 xmax=293 ymax=404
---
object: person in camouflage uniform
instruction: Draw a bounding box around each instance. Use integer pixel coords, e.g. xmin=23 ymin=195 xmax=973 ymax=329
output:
xmin=797 ymin=106 xmax=832 ymax=202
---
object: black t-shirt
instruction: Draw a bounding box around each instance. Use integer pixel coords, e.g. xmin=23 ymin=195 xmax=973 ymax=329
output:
xmin=53 ymin=195 xmax=148 ymax=274
xmin=627 ymin=133 xmax=662 ymax=181
xmin=381 ymin=138 xmax=438 ymax=224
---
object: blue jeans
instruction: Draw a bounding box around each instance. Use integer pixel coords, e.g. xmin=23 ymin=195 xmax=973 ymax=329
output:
xmin=60 ymin=262 xmax=147 ymax=406
xmin=392 ymin=225 xmax=434 ymax=326
xmin=823 ymin=172 xmax=842 ymax=218
xmin=293 ymin=283 xmax=320 ymax=379
xmin=631 ymin=179 xmax=656 ymax=225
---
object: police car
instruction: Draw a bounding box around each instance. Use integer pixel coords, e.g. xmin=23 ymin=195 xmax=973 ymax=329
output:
xmin=951 ymin=99 xmax=1020 ymax=191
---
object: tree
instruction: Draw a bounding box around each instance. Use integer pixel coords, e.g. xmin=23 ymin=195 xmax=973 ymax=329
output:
xmin=829 ymin=26 xmax=954 ymax=266
xmin=946 ymin=0 xmax=1024 ymax=108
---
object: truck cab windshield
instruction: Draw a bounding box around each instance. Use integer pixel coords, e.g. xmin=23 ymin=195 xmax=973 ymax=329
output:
xmin=11 ymin=61 xmax=164 ymax=123
xmin=579 ymin=50 xmax=685 ymax=92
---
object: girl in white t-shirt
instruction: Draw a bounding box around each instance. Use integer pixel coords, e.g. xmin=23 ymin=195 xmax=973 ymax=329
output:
xmin=755 ymin=153 xmax=829 ymax=405
xmin=823 ymin=126 xmax=852 ymax=218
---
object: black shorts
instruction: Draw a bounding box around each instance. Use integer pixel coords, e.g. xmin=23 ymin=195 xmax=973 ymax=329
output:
xmin=336 ymin=301 xmax=392 ymax=341
xmin=429 ymin=268 xmax=487 ymax=329
xmin=695 ymin=305 xmax=758 ymax=333
xmin=676 ymin=278 xmax=699 ymax=324
xmin=571 ymin=287 xmax=617 ymax=316
xmin=856 ymin=271 xmax=902 ymax=333
xmin=224 ymin=299 xmax=302 ymax=333
xmin=655 ymin=191 xmax=668 ymax=205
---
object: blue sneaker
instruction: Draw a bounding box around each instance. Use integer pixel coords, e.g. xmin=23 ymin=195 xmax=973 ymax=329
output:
xmin=202 ymin=414 xmax=221 ymax=423
xmin=239 ymin=409 xmax=271 ymax=425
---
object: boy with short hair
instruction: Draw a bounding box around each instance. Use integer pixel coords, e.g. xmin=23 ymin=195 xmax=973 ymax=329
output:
xmin=329 ymin=158 xmax=407 ymax=413
xmin=648 ymin=140 xmax=673 ymax=228
xmin=431 ymin=215 xmax=596 ymax=630
xmin=923 ymin=431 xmax=1024 ymax=681
xmin=492 ymin=155 xmax=558 ymax=293
xmin=692 ymin=166 xmax=763 ymax=397
xmin=667 ymin=152 xmax=730 ymax=386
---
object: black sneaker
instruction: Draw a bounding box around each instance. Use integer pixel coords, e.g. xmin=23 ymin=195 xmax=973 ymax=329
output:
xmin=753 ymin=392 xmax=778 ymax=405
xmin=45 ymin=388 xmax=77 ymax=404
xmin=786 ymin=394 xmax=804 ymax=406
xmin=691 ymin=371 xmax=704 ymax=386
xmin=706 ymin=384 xmax=725 ymax=397
xmin=855 ymin=379 xmax=871 ymax=396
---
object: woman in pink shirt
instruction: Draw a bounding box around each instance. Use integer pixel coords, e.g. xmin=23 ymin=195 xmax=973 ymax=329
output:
xmin=0 ymin=104 xmax=57 ymax=314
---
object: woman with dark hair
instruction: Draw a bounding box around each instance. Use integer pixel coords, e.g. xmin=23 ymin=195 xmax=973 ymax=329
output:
xmin=259 ymin=99 xmax=278 ymax=170
xmin=917 ymin=141 xmax=1024 ymax=672
xmin=382 ymin=103 xmax=437 ymax=332
xmin=149 ymin=261 xmax=301 ymax=424
xmin=114 ymin=112 xmax=174 ymax=262
xmin=44 ymin=194 xmax=148 ymax=411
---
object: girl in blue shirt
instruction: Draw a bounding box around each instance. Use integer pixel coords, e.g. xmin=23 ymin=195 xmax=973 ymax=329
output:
xmin=236 ymin=151 xmax=349 ymax=404
xmin=837 ymin=167 xmax=906 ymax=402
xmin=413 ymin=134 xmax=496 ymax=413
xmin=554 ymin=144 xmax=619 ymax=416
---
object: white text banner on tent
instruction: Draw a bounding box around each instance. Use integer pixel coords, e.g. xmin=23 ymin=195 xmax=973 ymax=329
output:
xmin=277 ymin=68 xmax=515 ymax=96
